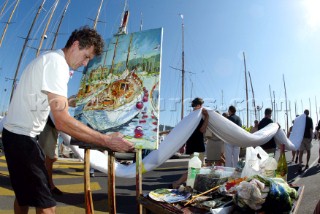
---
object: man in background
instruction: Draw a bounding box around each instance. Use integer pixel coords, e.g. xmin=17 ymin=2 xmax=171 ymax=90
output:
xmin=225 ymin=105 xmax=242 ymax=167
xmin=258 ymin=108 xmax=276 ymax=156
xmin=250 ymin=120 xmax=259 ymax=133
xmin=171 ymin=97 xmax=209 ymax=188
xmin=298 ymin=109 xmax=313 ymax=172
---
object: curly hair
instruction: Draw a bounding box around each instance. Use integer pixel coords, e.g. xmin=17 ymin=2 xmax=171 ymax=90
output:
xmin=65 ymin=26 xmax=104 ymax=56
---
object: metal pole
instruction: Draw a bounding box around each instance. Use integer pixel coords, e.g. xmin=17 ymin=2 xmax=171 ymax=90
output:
xmin=243 ymin=52 xmax=249 ymax=127
xmin=181 ymin=14 xmax=184 ymax=120
xmin=269 ymin=85 xmax=273 ymax=109
xmin=36 ymin=0 xmax=59 ymax=57
xmin=0 ymin=0 xmax=9 ymax=18
xmin=93 ymin=0 xmax=104 ymax=30
xmin=283 ymin=74 xmax=289 ymax=133
xmin=273 ymin=91 xmax=276 ymax=121
xmin=315 ymin=96 xmax=318 ymax=122
xmin=0 ymin=0 xmax=20 ymax=47
xmin=9 ymin=0 xmax=46 ymax=102
xmin=248 ymin=71 xmax=257 ymax=120
xmin=51 ymin=0 xmax=70 ymax=50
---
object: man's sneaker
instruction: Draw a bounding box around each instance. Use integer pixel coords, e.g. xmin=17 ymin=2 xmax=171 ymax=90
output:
xmin=305 ymin=165 xmax=309 ymax=170
xmin=51 ymin=187 xmax=63 ymax=195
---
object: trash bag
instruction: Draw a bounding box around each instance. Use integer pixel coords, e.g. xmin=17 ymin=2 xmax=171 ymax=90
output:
xmin=241 ymin=146 xmax=269 ymax=178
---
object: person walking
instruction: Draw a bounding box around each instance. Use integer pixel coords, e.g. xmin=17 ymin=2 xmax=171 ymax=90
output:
xmin=298 ymin=109 xmax=313 ymax=173
xmin=258 ymin=108 xmax=277 ymax=156
xmin=287 ymin=120 xmax=300 ymax=163
xmin=185 ymin=98 xmax=209 ymax=166
xmin=171 ymin=97 xmax=209 ymax=188
xmin=2 ymin=26 xmax=134 ymax=214
xmin=224 ymin=105 xmax=242 ymax=167
xmin=250 ymin=120 xmax=259 ymax=133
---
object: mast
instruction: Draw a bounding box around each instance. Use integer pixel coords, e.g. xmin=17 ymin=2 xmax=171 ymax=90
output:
xmin=273 ymin=91 xmax=276 ymax=121
xmin=295 ymin=101 xmax=297 ymax=116
xmin=221 ymin=90 xmax=224 ymax=110
xmin=118 ymin=0 xmax=128 ymax=35
xmin=110 ymin=9 xmax=129 ymax=74
xmin=309 ymin=98 xmax=311 ymax=117
xmin=283 ymin=74 xmax=289 ymax=132
xmin=125 ymin=34 xmax=133 ymax=69
xmin=140 ymin=12 xmax=143 ymax=31
xmin=248 ymin=71 xmax=257 ymax=120
xmin=315 ymin=96 xmax=318 ymax=122
xmin=36 ymin=0 xmax=59 ymax=57
xmin=9 ymin=0 xmax=46 ymax=102
xmin=51 ymin=0 xmax=70 ymax=50
xmin=180 ymin=14 xmax=185 ymax=120
xmin=93 ymin=0 xmax=104 ymax=30
xmin=0 ymin=0 xmax=9 ymax=18
xmin=269 ymin=85 xmax=273 ymax=109
xmin=243 ymin=52 xmax=249 ymax=127
xmin=0 ymin=0 xmax=20 ymax=47
xmin=289 ymin=101 xmax=292 ymax=122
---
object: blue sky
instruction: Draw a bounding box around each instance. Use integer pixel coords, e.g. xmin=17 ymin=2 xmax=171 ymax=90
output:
xmin=1 ymin=0 xmax=320 ymax=131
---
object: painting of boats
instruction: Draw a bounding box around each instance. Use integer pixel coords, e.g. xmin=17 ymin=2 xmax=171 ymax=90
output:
xmin=74 ymin=27 xmax=163 ymax=150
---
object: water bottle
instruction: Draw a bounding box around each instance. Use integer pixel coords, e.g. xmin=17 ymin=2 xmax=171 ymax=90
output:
xmin=186 ymin=152 xmax=202 ymax=188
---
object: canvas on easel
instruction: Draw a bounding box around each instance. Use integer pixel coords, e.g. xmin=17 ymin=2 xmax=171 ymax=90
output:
xmin=74 ymin=28 xmax=163 ymax=150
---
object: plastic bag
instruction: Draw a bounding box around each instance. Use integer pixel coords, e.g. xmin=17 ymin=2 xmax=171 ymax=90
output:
xmin=260 ymin=157 xmax=277 ymax=177
xmin=241 ymin=146 xmax=269 ymax=178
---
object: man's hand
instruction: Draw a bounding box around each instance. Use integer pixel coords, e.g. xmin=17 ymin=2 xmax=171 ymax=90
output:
xmin=103 ymin=132 xmax=135 ymax=152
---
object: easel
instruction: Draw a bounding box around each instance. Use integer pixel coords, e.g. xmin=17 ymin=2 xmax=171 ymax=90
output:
xmin=72 ymin=140 xmax=143 ymax=214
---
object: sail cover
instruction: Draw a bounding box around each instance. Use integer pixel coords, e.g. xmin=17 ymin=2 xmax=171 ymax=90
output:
xmin=55 ymin=109 xmax=300 ymax=178
xmin=0 ymin=109 xmax=302 ymax=178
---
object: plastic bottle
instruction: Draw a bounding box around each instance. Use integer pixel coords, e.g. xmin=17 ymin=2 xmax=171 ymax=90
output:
xmin=263 ymin=157 xmax=278 ymax=178
xmin=275 ymin=144 xmax=288 ymax=181
xmin=186 ymin=152 xmax=202 ymax=188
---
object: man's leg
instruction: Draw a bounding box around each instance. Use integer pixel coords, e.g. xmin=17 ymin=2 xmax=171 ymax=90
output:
xmin=45 ymin=156 xmax=57 ymax=190
xmin=35 ymin=206 xmax=56 ymax=214
xmin=295 ymin=150 xmax=300 ymax=163
xmin=14 ymin=199 xmax=28 ymax=214
xmin=172 ymin=172 xmax=187 ymax=189
xmin=298 ymin=150 xmax=304 ymax=173
xmin=306 ymin=149 xmax=311 ymax=169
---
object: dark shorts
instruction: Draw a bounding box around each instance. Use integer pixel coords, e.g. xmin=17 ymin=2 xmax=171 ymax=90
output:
xmin=2 ymin=128 xmax=56 ymax=208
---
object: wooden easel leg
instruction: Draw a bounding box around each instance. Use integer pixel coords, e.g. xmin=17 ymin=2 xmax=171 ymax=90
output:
xmin=108 ymin=151 xmax=116 ymax=214
xmin=84 ymin=148 xmax=94 ymax=214
xmin=136 ymin=149 xmax=143 ymax=214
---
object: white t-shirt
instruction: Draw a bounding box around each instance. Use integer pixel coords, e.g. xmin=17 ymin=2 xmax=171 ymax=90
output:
xmin=4 ymin=49 xmax=70 ymax=137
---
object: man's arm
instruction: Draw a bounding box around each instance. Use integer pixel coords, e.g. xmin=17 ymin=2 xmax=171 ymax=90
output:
xmin=199 ymin=108 xmax=209 ymax=133
xmin=48 ymin=93 xmax=134 ymax=152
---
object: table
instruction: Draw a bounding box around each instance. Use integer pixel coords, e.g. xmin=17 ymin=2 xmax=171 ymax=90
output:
xmin=137 ymin=185 xmax=305 ymax=214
